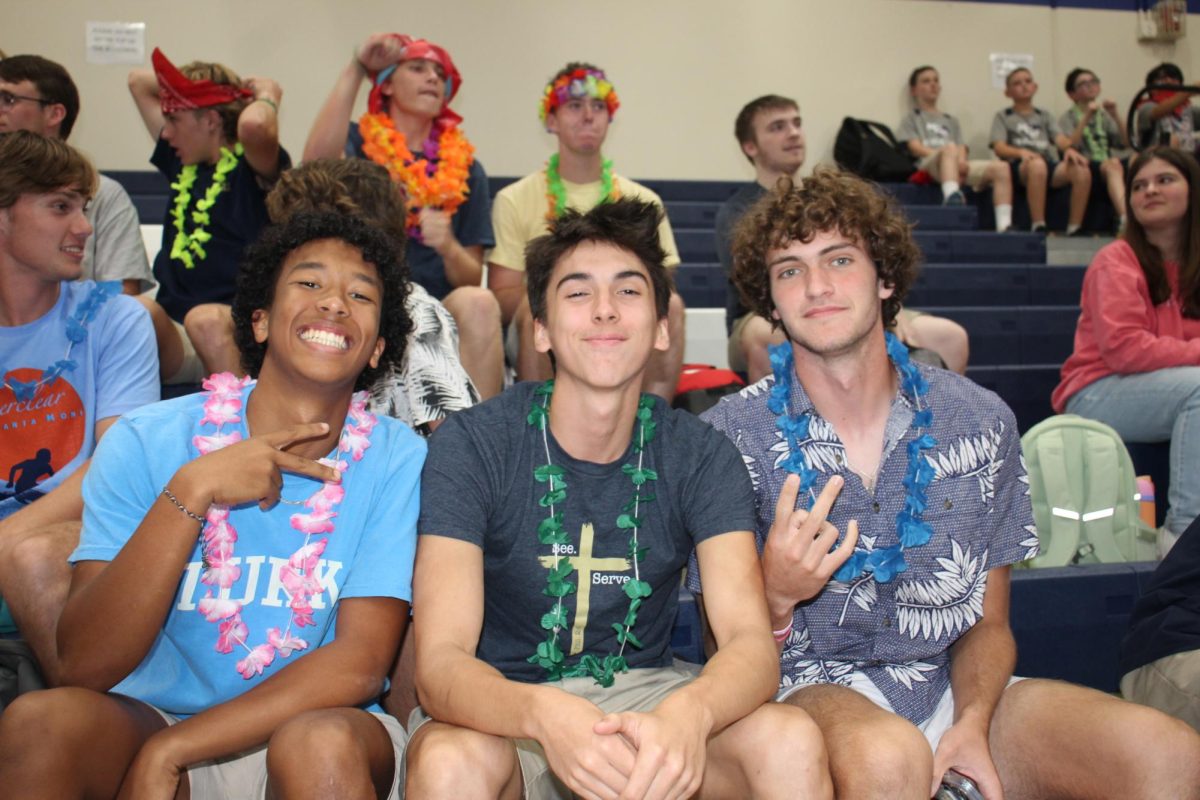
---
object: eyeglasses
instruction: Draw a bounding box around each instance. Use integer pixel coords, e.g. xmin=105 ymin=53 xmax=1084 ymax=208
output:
xmin=0 ymin=90 xmax=50 ymax=109
xmin=1075 ymin=78 xmax=1100 ymax=90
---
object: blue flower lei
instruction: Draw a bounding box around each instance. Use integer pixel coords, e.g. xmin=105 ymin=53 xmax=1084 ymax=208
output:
xmin=768 ymin=331 xmax=937 ymax=583
xmin=1 ymin=281 xmax=121 ymax=401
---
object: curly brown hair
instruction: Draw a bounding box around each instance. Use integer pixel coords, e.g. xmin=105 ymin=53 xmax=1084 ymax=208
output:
xmin=731 ymin=168 xmax=920 ymax=329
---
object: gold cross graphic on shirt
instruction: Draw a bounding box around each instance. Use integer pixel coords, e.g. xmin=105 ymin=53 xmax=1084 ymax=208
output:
xmin=538 ymin=523 xmax=631 ymax=654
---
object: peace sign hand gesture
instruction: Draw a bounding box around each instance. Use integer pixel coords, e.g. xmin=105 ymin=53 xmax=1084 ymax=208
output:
xmin=761 ymin=474 xmax=860 ymax=620
xmin=172 ymin=422 xmax=342 ymax=513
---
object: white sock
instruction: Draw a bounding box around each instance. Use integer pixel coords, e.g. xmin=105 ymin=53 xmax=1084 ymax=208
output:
xmin=1067 ymin=224 xmax=1082 ymax=235
xmin=942 ymin=181 xmax=961 ymax=199
xmin=995 ymin=204 xmax=1013 ymax=231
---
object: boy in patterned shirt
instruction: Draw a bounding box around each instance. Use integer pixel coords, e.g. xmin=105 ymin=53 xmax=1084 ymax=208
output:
xmin=697 ymin=167 xmax=1200 ymax=798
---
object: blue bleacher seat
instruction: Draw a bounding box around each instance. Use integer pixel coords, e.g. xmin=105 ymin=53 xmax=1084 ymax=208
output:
xmin=662 ymin=201 xmax=720 ymax=230
xmin=905 ymin=205 xmax=978 ymax=231
xmin=966 ymin=364 xmax=1059 ymax=433
xmin=672 ymin=587 xmax=705 ymax=664
xmin=1010 ymin=563 xmax=1150 ymax=692
xmin=673 ymin=264 xmax=725 ymax=308
xmin=1030 ymin=264 xmax=1086 ymax=305
xmin=951 ymin=231 xmax=1046 ymax=263
xmin=909 ymin=265 xmax=1030 ymax=306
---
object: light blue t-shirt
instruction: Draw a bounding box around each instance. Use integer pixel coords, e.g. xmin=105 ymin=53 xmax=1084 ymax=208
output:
xmin=71 ymin=383 xmax=425 ymax=717
xmin=0 ymin=281 xmax=158 ymax=517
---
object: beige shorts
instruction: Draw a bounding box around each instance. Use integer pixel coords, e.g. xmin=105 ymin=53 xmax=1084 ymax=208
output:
xmin=916 ymin=152 xmax=995 ymax=191
xmin=150 ymin=706 xmax=407 ymax=799
xmin=408 ymin=661 xmax=701 ymax=799
xmin=778 ymin=672 xmax=1024 ymax=751
xmin=164 ymin=317 xmax=206 ymax=384
xmin=728 ymin=312 xmax=760 ymax=374
xmin=1121 ymin=651 xmax=1200 ymax=732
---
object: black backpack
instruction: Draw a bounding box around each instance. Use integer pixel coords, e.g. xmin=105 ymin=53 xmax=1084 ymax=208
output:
xmin=834 ymin=117 xmax=915 ymax=182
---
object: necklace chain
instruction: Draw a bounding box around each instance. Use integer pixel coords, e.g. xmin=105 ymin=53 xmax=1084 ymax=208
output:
xmin=527 ymin=381 xmax=657 ymax=687
xmin=769 ymin=332 xmax=937 ymax=584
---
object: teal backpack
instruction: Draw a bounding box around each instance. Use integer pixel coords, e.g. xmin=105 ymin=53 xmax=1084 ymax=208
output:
xmin=1020 ymin=415 xmax=1159 ymax=567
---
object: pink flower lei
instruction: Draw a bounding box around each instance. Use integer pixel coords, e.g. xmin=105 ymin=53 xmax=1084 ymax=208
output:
xmin=191 ymin=373 xmax=378 ymax=679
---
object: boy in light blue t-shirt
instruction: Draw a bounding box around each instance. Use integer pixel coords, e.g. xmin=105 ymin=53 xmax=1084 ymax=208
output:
xmin=0 ymin=211 xmax=424 ymax=800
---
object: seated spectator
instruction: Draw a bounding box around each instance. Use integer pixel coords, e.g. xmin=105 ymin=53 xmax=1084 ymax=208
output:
xmin=304 ymin=33 xmax=503 ymax=400
xmin=0 ymin=131 xmax=158 ymax=684
xmin=899 ymin=65 xmax=1014 ymax=230
xmin=991 ymin=67 xmax=1091 ymax=234
xmin=406 ymin=198 xmax=829 ymax=799
xmin=488 ymin=62 xmax=686 ymax=400
xmin=1121 ymin=513 xmax=1200 ymax=733
xmin=265 ymin=158 xmax=479 ymax=436
xmin=1053 ymin=146 xmax=1200 ymax=552
xmin=1061 ymin=67 xmax=1129 ymax=231
xmin=0 ymin=211 xmax=423 ymax=798
xmin=0 ymin=55 xmax=153 ymax=294
xmin=718 ymin=94 xmax=969 ymax=378
xmin=710 ymin=166 xmax=1200 ymax=799
xmin=128 ymin=47 xmax=289 ymax=383
xmin=1136 ymin=62 xmax=1200 ymax=155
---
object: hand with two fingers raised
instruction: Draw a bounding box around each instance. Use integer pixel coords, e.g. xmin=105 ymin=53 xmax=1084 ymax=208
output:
xmin=169 ymin=422 xmax=342 ymax=514
xmin=762 ymin=474 xmax=860 ymax=621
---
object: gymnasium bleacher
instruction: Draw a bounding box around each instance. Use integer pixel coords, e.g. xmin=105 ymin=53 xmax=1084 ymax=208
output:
xmin=111 ymin=169 xmax=1167 ymax=692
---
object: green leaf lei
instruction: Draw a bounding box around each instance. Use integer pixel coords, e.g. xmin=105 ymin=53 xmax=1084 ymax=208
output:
xmin=169 ymin=143 xmax=244 ymax=269
xmin=544 ymin=153 xmax=617 ymax=220
xmin=527 ymin=380 xmax=657 ymax=686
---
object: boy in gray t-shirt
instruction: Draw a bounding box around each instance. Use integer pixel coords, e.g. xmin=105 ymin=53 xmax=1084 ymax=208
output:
xmin=899 ymin=66 xmax=1013 ymax=231
xmin=1059 ymin=67 xmax=1128 ymax=230
xmin=990 ymin=67 xmax=1092 ymax=234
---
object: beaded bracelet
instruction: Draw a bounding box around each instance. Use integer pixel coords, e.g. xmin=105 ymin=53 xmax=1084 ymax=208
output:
xmin=772 ymin=620 xmax=794 ymax=644
xmin=161 ymin=487 xmax=206 ymax=525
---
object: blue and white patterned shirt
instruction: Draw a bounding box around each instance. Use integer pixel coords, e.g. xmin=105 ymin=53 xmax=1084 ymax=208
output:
xmin=690 ymin=364 xmax=1038 ymax=724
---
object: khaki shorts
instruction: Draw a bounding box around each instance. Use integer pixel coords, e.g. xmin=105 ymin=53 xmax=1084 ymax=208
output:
xmin=150 ymin=706 xmax=407 ymax=799
xmin=408 ymin=661 xmax=701 ymax=799
xmin=916 ymin=152 xmax=995 ymax=191
xmin=1121 ymin=651 xmax=1200 ymax=732
xmin=728 ymin=312 xmax=760 ymax=375
xmin=165 ymin=317 xmax=206 ymax=384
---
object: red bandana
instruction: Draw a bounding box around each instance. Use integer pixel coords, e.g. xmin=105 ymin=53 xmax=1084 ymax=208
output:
xmin=365 ymin=34 xmax=463 ymax=130
xmin=152 ymin=48 xmax=252 ymax=114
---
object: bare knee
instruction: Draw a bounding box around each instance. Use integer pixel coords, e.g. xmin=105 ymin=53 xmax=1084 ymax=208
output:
xmin=1023 ymin=159 xmax=1048 ymax=181
xmin=725 ymin=704 xmax=831 ymax=798
xmin=0 ymin=687 xmax=104 ymax=760
xmin=182 ymin=303 xmax=233 ymax=348
xmin=1122 ymin=711 xmax=1200 ymax=799
xmin=405 ymin=723 xmax=517 ymax=799
xmin=444 ymin=287 xmax=501 ymax=334
xmin=268 ymin=709 xmax=389 ymax=793
xmin=833 ymin=714 xmax=931 ymax=799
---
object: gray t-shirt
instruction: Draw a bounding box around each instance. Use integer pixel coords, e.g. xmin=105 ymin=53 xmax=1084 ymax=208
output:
xmin=1058 ymin=106 xmax=1121 ymax=162
xmin=83 ymin=175 xmax=154 ymax=290
xmin=896 ymin=109 xmax=963 ymax=149
xmin=1135 ymin=103 xmax=1200 ymax=153
xmin=989 ymin=107 xmax=1061 ymax=161
xmin=419 ymin=381 xmax=755 ymax=683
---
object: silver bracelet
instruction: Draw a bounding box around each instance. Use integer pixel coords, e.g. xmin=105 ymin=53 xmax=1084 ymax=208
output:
xmin=161 ymin=487 xmax=206 ymax=525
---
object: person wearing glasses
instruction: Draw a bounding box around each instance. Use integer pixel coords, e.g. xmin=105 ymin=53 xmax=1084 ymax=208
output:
xmin=0 ymin=55 xmax=152 ymax=295
xmin=1060 ymin=67 xmax=1129 ymax=231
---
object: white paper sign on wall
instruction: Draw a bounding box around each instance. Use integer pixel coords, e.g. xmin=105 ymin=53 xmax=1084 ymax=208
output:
xmin=86 ymin=22 xmax=146 ymax=65
xmin=989 ymin=53 xmax=1035 ymax=91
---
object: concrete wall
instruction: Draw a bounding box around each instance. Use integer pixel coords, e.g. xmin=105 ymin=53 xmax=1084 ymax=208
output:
xmin=5 ymin=0 xmax=1198 ymax=178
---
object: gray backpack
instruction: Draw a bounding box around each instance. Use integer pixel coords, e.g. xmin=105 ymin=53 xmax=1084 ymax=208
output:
xmin=1020 ymin=415 xmax=1158 ymax=567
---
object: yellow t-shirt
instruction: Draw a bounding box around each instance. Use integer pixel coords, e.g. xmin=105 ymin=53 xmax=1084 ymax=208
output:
xmin=488 ymin=169 xmax=680 ymax=272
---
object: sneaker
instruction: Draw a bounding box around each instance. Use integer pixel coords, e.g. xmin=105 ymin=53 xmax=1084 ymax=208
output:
xmin=1068 ymin=228 xmax=1090 ymax=238
xmin=943 ymin=190 xmax=966 ymax=206
xmin=1030 ymin=222 xmax=1048 ymax=234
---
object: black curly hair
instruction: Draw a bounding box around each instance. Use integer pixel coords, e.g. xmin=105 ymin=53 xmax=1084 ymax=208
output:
xmin=231 ymin=212 xmax=412 ymax=391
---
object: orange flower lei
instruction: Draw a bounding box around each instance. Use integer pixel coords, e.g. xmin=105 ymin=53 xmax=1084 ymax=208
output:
xmin=358 ymin=113 xmax=474 ymax=237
